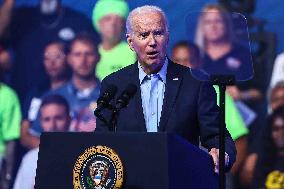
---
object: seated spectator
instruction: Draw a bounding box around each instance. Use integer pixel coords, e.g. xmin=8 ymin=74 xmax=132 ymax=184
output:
xmin=171 ymin=41 xmax=201 ymax=68
xmin=0 ymin=47 xmax=21 ymax=189
xmin=29 ymin=33 xmax=100 ymax=139
xmin=195 ymin=4 xmax=253 ymax=80
xmin=21 ymin=41 xmax=69 ymax=149
xmin=251 ymin=106 xmax=284 ymax=189
xmin=194 ymin=4 xmax=261 ymax=102
xmin=92 ymin=0 xmax=136 ymax=81
xmin=13 ymin=95 xmax=70 ymax=189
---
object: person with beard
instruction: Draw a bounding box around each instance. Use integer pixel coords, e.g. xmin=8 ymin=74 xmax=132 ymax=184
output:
xmin=3 ymin=0 xmax=99 ymax=106
xmin=29 ymin=33 xmax=100 ymax=139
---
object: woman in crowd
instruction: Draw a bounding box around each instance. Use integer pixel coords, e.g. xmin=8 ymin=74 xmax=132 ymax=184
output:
xmin=252 ymin=106 xmax=284 ymax=189
xmin=195 ymin=4 xmax=253 ymax=80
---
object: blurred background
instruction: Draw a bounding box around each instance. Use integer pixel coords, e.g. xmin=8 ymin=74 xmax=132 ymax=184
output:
xmin=0 ymin=0 xmax=284 ymax=189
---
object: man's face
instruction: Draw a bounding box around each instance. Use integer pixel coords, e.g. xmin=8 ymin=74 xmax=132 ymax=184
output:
xmin=68 ymin=41 xmax=99 ymax=79
xmin=202 ymin=10 xmax=226 ymax=43
xmin=271 ymin=87 xmax=284 ymax=111
xmin=40 ymin=104 xmax=70 ymax=132
xmin=271 ymin=117 xmax=284 ymax=150
xmin=44 ymin=43 xmax=66 ymax=79
xmin=99 ymin=14 xmax=124 ymax=43
xmin=127 ymin=12 xmax=169 ymax=72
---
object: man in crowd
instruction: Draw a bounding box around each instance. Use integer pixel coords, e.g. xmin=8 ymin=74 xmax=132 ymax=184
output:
xmin=13 ymin=95 xmax=71 ymax=189
xmin=92 ymin=0 xmax=136 ymax=81
xmin=20 ymin=41 xmax=69 ymax=149
xmin=96 ymin=5 xmax=236 ymax=173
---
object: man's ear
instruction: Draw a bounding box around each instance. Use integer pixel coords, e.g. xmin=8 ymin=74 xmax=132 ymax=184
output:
xmin=126 ymin=34 xmax=135 ymax=51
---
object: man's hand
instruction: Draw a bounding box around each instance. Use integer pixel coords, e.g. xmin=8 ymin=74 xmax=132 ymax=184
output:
xmin=209 ymin=148 xmax=229 ymax=174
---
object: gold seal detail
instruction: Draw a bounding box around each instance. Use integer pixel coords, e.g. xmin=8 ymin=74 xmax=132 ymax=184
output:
xmin=73 ymin=145 xmax=123 ymax=189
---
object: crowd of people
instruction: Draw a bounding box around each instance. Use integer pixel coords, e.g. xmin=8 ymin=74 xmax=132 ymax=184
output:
xmin=0 ymin=0 xmax=283 ymax=189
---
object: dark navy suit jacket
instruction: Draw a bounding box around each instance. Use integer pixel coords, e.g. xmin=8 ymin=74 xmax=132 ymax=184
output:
xmin=96 ymin=59 xmax=236 ymax=167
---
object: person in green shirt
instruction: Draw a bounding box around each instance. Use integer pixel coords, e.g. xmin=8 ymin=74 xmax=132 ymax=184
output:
xmin=92 ymin=0 xmax=136 ymax=81
xmin=0 ymin=83 xmax=21 ymax=188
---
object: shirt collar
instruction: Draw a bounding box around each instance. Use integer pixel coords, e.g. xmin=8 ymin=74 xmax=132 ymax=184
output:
xmin=138 ymin=58 xmax=168 ymax=85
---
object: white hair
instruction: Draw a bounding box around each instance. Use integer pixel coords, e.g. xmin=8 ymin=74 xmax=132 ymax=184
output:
xmin=126 ymin=5 xmax=169 ymax=34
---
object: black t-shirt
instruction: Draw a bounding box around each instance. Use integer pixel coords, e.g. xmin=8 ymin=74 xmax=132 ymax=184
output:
xmin=253 ymin=155 xmax=284 ymax=189
xmin=9 ymin=6 xmax=99 ymax=104
xmin=263 ymin=157 xmax=284 ymax=189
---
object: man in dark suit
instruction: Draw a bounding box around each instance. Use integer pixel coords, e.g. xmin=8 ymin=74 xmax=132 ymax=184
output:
xmin=96 ymin=5 xmax=236 ymax=172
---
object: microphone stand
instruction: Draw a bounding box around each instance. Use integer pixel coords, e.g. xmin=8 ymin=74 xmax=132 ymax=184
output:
xmin=94 ymin=103 xmax=117 ymax=132
xmin=110 ymin=108 xmax=120 ymax=132
xmin=210 ymin=74 xmax=235 ymax=189
xmin=94 ymin=105 xmax=120 ymax=132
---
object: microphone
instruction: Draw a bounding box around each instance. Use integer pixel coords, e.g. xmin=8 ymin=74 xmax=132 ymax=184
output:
xmin=95 ymin=84 xmax=117 ymax=113
xmin=115 ymin=84 xmax=137 ymax=111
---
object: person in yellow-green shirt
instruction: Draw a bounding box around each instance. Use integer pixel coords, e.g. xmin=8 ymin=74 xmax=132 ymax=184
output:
xmin=0 ymin=83 xmax=21 ymax=188
xmin=92 ymin=0 xmax=136 ymax=81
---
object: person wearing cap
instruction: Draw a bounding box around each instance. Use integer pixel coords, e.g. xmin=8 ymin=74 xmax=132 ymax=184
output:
xmin=92 ymin=0 xmax=136 ymax=81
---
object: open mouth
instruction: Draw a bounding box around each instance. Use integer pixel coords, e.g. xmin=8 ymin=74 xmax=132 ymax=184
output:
xmin=147 ymin=51 xmax=159 ymax=58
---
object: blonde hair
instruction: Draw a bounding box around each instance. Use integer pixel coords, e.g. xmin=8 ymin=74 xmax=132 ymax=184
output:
xmin=195 ymin=4 xmax=234 ymax=52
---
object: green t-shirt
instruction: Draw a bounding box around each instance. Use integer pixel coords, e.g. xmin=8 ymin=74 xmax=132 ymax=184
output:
xmin=214 ymin=85 xmax=248 ymax=141
xmin=95 ymin=41 xmax=136 ymax=81
xmin=0 ymin=83 xmax=21 ymax=155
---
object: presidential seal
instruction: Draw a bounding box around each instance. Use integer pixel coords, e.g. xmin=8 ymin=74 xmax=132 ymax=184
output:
xmin=73 ymin=145 xmax=124 ymax=189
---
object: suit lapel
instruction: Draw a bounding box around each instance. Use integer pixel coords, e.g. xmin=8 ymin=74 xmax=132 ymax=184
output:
xmin=127 ymin=63 xmax=147 ymax=131
xmin=159 ymin=60 xmax=183 ymax=131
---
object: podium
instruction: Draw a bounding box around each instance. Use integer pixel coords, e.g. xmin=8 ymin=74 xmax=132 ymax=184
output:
xmin=35 ymin=132 xmax=218 ymax=189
